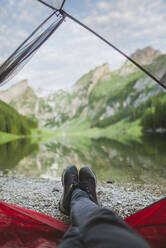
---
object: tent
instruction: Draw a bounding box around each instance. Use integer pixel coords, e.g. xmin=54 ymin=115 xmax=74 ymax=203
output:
xmin=0 ymin=198 xmax=166 ymax=247
xmin=0 ymin=1 xmax=166 ymax=247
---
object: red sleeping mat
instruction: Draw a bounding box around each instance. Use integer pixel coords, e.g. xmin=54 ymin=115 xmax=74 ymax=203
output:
xmin=0 ymin=198 xmax=166 ymax=247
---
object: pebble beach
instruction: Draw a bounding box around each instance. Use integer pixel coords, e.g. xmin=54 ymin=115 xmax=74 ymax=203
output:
xmin=0 ymin=175 xmax=165 ymax=223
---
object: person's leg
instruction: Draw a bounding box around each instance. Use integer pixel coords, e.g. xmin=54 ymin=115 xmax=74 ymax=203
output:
xmin=59 ymin=187 xmax=98 ymax=248
xmin=69 ymin=167 xmax=150 ymax=248
xmin=81 ymin=207 xmax=150 ymax=248
xmin=58 ymin=225 xmax=83 ymax=248
xmin=70 ymin=188 xmax=99 ymax=227
xmin=58 ymin=165 xmax=83 ymax=248
xmin=59 ymin=166 xmax=150 ymax=248
xmin=60 ymin=189 xmax=149 ymax=248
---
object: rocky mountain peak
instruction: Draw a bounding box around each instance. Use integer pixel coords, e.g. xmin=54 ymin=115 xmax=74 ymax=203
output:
xmin=117 ymin=46 xmax=161 ymax=76
xmin=88 ymin=63 xmax=111 ymax=95
xmin=0 ymin=79 xmax=39 ymax=116
xmin=9 ymin=79 xmax=28 ymax=92
xmin=0 ymin=80 xmax=29 ymax=104
xmin=92 ymin=63 xmax=110 ymax=84
xmin=130 ymin=46 xmax=161 ymax=65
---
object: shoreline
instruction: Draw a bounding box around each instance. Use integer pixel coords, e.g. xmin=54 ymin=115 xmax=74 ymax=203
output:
xmin=0 ymin=175 xmax=165 ymax=223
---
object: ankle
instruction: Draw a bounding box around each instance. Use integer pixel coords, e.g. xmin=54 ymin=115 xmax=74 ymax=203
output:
xmin=71 ymin=188 xmax=89 ymax=201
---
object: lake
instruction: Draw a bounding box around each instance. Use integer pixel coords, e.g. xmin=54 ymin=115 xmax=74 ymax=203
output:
xmin=0 ymin=134 xmax=166 ymax=184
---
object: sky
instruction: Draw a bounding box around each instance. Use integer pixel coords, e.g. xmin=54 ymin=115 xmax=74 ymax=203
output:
xmin=0 ymin=0 xmax=166 ymax=93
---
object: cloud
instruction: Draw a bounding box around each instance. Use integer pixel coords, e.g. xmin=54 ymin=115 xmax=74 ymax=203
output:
xmin=83 ymin=0 xmax=166 ymax=52
xmin=19 ymin=10 xmax=36 ymax=23
xmin=97 ymin=1 xmax=111 ymax=11
xmin=3 ymin=18 xmax=123 ymax=91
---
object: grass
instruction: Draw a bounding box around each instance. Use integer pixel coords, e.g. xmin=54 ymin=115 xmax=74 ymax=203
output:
xmin=59 ymin=117 xmax=90 ymax=131
xmin=30 ymin=128 xmax=69 ymax=144
xmin=36 ymin=118 xmax=142 ymax=145
xmin=91 ymin=71 xmax=144 ymax=101
xmin=0 ymin=131 xmax=19 ymax=144
xmin=103 ymin=119 xmax=142 ymax=144
xmin=0 ymin=117 xmax=142 ymax=146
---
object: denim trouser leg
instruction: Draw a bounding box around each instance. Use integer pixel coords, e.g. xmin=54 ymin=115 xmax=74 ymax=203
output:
xmin=70 ymin=188 xmax=99 ymax=227
xmin=58 ymin=189 xmax=97 ymax=248
xmin=58 ymin=189 xmax=150 ymax=248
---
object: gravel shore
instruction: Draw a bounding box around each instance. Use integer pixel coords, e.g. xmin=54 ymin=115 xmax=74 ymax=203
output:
xmin=0 ymin=175 xmax=165 ymax=223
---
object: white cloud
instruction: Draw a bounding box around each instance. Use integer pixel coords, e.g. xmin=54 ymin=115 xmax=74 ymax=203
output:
xmin=84 ymin=0 xmax=166 ymax=53
xmin=97 ymin=1 xmax=111 ymax=11
xmin=20 ymin=10 xmax=36 ymax=23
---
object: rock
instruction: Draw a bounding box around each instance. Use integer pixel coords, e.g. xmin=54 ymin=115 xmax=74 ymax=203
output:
xmin=52 ymin=187 xmax=60 ymax=192
xmin=88 ymin=63 xmax=111 ymax=95
xmin=130 ymin=46 xmax=161 ymax=65
xmin=106 ymin=179 xmax=114 ymax=184
xmin=116 ymin=46 xmax=161 ymax=76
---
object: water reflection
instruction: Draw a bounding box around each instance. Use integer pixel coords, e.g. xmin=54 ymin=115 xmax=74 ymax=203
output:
xmin=1 ymin=134 xmax=166 ymax=184
xmin=0 ymin=139 xmax=39 ymax=174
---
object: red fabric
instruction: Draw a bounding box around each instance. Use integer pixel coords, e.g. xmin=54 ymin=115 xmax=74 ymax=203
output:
xmin=125 ymin=198 xmax=166 ymax=248
xmin=0 ymin=201 xmax=68 ymax=247
xmin=0 ymin=198 xmax=166 ymax=247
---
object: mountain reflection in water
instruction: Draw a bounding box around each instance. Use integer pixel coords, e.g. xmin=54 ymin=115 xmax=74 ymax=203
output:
xmin=0 ymin=139 xmax=39 ymax=174
xmin=0 ymin=134 xmax=166 ymax=184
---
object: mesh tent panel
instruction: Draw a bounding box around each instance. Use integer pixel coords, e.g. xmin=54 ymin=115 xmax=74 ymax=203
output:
xmin=0 ymin=11 xmax=65 ymax=86
xmin=0 ymin=201 xmax=68 ymax=247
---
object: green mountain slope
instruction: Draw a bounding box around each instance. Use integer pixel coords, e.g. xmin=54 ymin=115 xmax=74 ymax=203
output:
xmin=44 ymin=50 xmax=166 ymax=136
xmin=0 ymin=99 xmax=38 ymax=135
xmin=89 ymin=55 xmax=166 ymax=132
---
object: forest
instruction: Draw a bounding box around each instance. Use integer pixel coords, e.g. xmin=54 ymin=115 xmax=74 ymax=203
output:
xmin=0 ymin=100 xmax=38 ymax=135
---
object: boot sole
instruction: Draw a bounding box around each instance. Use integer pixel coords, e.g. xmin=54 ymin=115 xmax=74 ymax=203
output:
xmin=59 ymin=169 xmax=69 ymax=215
xmin=59 ymin=166 xmax=78 ymax=215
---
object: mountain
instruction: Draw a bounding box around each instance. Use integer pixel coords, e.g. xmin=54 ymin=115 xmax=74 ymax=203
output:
xmin=42 ymin=47 xmax=166 ymax=133
xmin=0 ymin=99 xmax=38 ymax=135
xmin=0 ymin=80 xmax=39 ymax=117
xmin=1 ymin=46 xmax=166 ymax=135
xmin=116 ymin=46 xmax=161 ymax=76
xmin=130 ymin=46 xmax=161 ymax=65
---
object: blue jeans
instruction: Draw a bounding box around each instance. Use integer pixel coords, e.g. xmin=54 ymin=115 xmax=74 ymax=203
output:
xmin=58 ymin=189 xmax=149 ymax=248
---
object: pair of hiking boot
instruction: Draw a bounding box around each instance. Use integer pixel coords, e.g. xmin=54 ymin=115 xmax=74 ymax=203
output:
xmin=59 ymin=166 xmax=98 ymax=215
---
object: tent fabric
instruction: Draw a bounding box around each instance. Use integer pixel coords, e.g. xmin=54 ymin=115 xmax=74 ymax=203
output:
xmin=37 ymin=0 xmax=66 ymax=10
xmin=0 ymin=201 xmax=68 ymax=247
xmin=0 ymin=198 xmax=166 ymax=247
xmin=0 ymin=11 xmax=65 ymax=86
xmin=125 ymin=197 xmax=166 ymax=248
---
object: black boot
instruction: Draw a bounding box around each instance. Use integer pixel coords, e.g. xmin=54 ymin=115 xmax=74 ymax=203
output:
xmin=79 ymin=167 xmax=99 ymax=205
xmin=59 ymin=165 xmax=79 ymax=215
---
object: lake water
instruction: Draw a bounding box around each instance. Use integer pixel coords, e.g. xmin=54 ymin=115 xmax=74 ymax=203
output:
xmin=0 ymin=134 xmax=166 ymax=184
